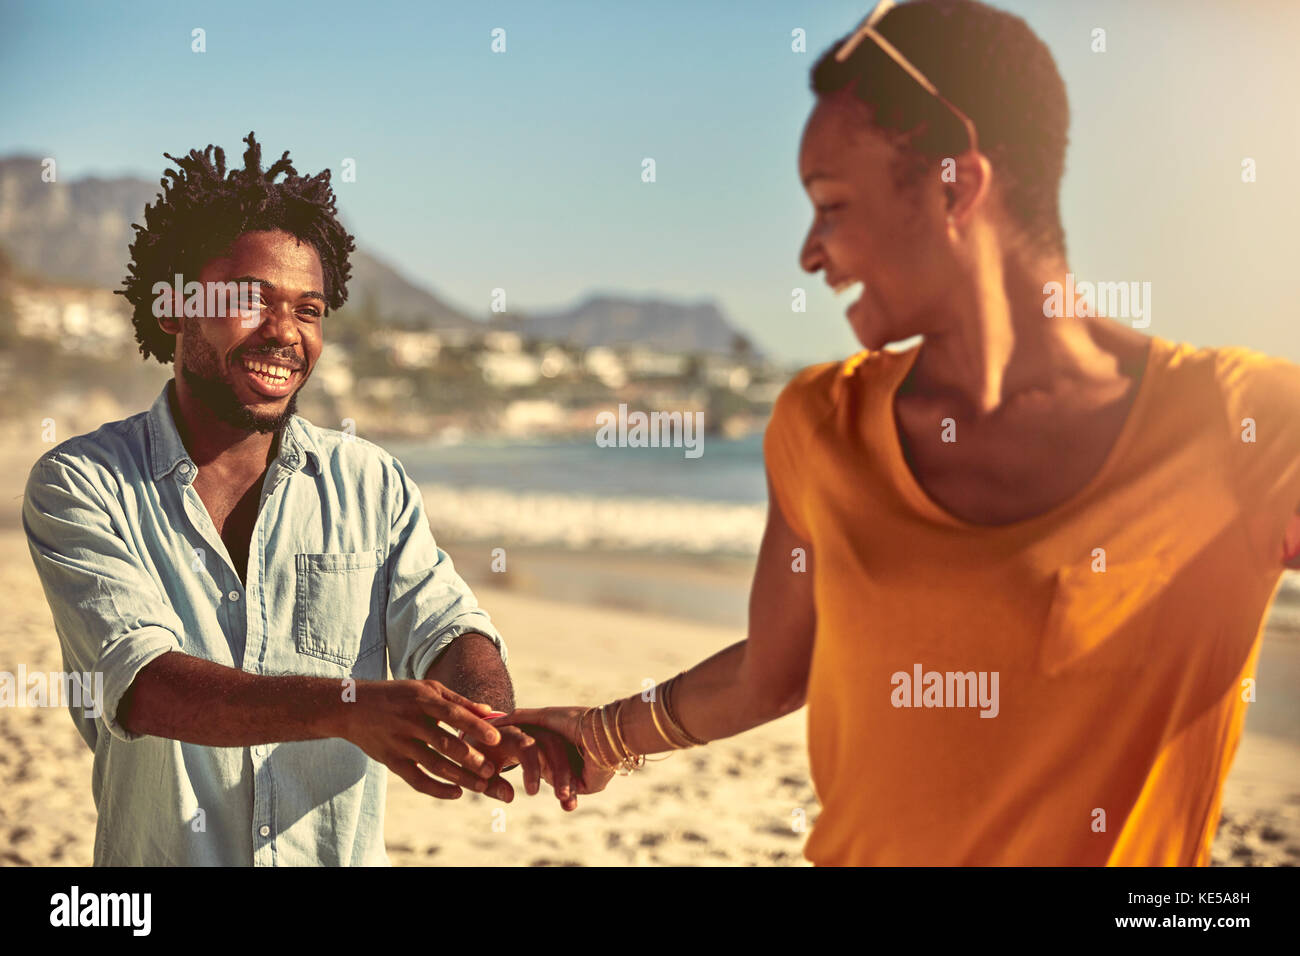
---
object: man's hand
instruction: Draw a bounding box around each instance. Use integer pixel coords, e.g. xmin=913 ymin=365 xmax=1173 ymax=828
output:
xmin=339 ymin=678 xmax=510 ymax=800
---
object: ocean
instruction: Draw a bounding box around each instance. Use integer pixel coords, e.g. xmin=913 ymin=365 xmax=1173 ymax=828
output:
xmin=388 ymin=433 xmax=768 ymax=503
xmin=383 ymin=433 xmax=1300 ymax=635
xmin=385 ymin=434 xmax=770 ymax=557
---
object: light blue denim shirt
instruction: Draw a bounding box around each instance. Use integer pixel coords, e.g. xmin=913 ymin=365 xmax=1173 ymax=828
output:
xmin=21 ymin=378 xmax=506 ymax=866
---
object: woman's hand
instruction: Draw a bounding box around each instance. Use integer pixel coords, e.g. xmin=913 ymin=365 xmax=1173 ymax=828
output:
xmin=496 ymin=706 xmax=617 ymax=799
xmin=462 ymin=721 xmax=587 ymax=809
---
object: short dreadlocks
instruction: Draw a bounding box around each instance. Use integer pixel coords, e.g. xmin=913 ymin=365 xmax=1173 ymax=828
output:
xmin=118 ymin=131 xmax=356 ymax=364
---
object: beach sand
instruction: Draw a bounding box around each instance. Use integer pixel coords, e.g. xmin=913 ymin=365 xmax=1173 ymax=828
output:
xmin=1 ymin=434 xmax=1297 ymax=866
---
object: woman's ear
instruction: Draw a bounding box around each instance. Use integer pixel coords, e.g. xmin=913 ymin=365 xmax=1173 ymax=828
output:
xmin=946 ymin=152 xmax=993 ymax=228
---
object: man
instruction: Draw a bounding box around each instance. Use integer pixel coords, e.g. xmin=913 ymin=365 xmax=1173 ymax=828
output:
xmin=502 ymin=0 xmax=1300 ymax=864
xmin=22 ymin=133 xmax=608 ymax=866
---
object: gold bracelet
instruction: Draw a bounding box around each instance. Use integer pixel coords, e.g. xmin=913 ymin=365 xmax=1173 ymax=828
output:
xmin=611 ymin=699 xmax=646 ymax=772
xmin=574 ymin=708 xmax=597 ymax=768
xmin=599 ymin=702 xmax=640 ymax=774
xmin=653 ymin=679 xmax=690 ymax=748
xmin=579 ymin=707 xmax=617 ymax=771
xmin=662 ymin=673 xmax=708 ymax=747
xmin=658 ymin=695 xmax=693 ymax=749
xmin=616 ymin=695 xmax=672 ymax=764
xmin=591 ymin=707 xmax=621 ymax=770
xmin=598 ymin=704 xmax=625 ymax=766
xmin=603 ymin=700 xmax=626 ymax=761
xmin=649 ymin=687 xmax=687 ymax=749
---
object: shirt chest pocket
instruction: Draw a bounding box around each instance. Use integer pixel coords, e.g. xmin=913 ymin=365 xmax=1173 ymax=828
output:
xmin=1039 ymin=556 xmax=1173 ymax=677
xmin=294 ymin=550 xmax=385 ymax=670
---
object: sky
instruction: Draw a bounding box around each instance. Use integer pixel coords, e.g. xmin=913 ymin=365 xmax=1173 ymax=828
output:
xmin=1 ymin=0 xmax=1297 ymax=364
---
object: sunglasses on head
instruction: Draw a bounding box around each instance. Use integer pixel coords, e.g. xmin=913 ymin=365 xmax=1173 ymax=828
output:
xmin=836 ymin=0 xmax=980 ymax=155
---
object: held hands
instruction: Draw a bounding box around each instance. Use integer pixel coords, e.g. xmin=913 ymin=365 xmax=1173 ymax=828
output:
xmin=462 ymin=722 xmax=596 ymax=811
xmin=338 ymin=679 xmax=614 ymax=809
xmin=495 ymin=706 xmax=618 ymax=798
xmin=340 ymin=677 xmax=509 ymax=801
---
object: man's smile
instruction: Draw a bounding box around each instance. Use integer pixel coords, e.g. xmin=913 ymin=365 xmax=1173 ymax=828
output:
xmin=238 ymin=354 xmax=302 ymax=399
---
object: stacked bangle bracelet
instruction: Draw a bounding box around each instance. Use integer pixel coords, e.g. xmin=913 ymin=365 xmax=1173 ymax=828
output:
xmin=650 ymin=673 xmax=708 ymax=749
xmin=661 ymin=673 xmax=708 ymax=747
xmin=577 ymin=673 xmax=709 ymax=775
xmin=580 ymin=701 xmax=645 ymax=775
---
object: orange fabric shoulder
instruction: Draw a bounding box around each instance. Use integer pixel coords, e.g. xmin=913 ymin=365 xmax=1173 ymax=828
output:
xmin=762 ymin=353 xmax=870 ymax=541
xmin=1210 ymin=345 xmax=1300 ymax=567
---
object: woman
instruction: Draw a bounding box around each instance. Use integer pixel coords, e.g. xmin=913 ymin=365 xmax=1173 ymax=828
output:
xmin=501 ymin=0 xmax=1300 ymax=865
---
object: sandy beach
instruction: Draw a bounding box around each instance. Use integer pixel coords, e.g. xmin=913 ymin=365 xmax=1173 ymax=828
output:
xmin=1 ymin=430 xmax=1298 ymax=867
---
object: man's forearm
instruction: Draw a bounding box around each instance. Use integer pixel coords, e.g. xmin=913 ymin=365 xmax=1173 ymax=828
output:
xmin=424 ymin=631 xmax=514 ymax=714
xmin=117 ymin=651 xmax=350 ymax=746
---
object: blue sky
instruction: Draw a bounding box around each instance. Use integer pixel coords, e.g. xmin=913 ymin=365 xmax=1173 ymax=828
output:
xmin=2 ymin=0 xmax=1297 ymax=364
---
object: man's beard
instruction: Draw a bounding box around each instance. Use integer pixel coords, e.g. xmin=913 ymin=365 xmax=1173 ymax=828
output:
xmin=178 ymin=318 xmax=300 ymax=434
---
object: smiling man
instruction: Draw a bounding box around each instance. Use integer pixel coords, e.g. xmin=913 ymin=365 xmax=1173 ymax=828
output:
xmin=21 ymin=133 xmax=602 ymax=866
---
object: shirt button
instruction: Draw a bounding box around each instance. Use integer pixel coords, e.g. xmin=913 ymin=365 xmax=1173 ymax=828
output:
xmin=228 ymin=590 xmax=240 ymax=602
xmin=258 ymin=825 xmax=270 ymax=837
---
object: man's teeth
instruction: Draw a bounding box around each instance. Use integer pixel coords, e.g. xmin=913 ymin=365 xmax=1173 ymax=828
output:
xmin=835 ymin=280 xmax=865 ymax=300
xmin=243 ymin=359 xmax=293 ymax=382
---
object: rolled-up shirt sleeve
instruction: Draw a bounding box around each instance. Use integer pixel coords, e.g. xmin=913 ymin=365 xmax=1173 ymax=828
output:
xmin=21 ymin=456 xmax=184 ymax=743
xmin=382 ymin=456 xmax=507 ymax=681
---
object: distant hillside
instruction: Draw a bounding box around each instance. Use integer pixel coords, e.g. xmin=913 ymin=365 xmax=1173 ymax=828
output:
xmin=343 ymin=251 xmax=476 ymax=330
xmin=0 ymin=157 xmax=155 ymax=289
xmin=0 ymin=155 xmax=755 ymax=352
xmin=495 ymin=295 xmax=756 ymax=355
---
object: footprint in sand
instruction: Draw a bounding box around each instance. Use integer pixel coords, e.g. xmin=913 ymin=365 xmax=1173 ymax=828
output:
xmin=1258 ymin=825 xmax=1285 ymax=843
xmin=757 ymin=822 xmax=801 ymax=839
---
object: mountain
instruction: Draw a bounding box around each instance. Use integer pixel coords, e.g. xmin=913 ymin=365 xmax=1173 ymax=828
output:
xmin=495 ymin=295 xmax=756 ymax=355
xmin=0 ymin=157 xmax=156 ymax=289
xmin=342 ymin=250 xmax=476 ymax=330
xmin=0 ymin=156 xmax=754 ymax=351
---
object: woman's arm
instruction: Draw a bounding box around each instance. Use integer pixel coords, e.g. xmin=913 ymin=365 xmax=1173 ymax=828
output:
xmin=633 ymin=471 xmax=815 ymax=749
xmin=498 ymin=468 xmax=816 ymax=772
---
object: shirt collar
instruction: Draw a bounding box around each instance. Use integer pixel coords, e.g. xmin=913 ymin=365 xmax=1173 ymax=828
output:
xmin=146 ymin=378 xmax=321 ymax=483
